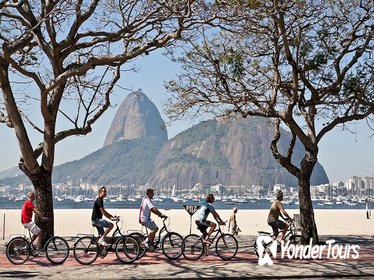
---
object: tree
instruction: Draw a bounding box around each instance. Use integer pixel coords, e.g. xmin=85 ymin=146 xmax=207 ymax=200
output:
xmin=0 ymin=0 xmax=235 ymax=235
xmin=165 ymin=0 xmax=374 ymax=243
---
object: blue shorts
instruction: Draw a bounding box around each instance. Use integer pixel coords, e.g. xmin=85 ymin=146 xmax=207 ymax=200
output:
xmin=141 ymin=219 xmax=158 ymax=231
xmin=92 ymin=218 xmax=110 ymax=236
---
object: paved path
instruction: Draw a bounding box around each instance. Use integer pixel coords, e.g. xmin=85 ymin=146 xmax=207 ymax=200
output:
xmin=0 ymin=235 xmax=373 ymax=279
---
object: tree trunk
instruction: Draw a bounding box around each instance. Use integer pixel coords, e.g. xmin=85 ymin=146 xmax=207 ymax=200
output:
xmin=298 ymin=159 xmax=319 ymax=244
xmin=29 ymin=167 xmax=54 ymax=238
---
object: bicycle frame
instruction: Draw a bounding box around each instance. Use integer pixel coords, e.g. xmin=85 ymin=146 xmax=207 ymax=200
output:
xmin=24 ymin=220 xmax=51 ymax=252
xmin=73 ymin=217 xmax=140 ymax=265
xmin=142 ymin=217 xmax=170 ymax=247
xmin=22 ymin=228 xmax=38 ymax=253
xmin=182 ymin=221 xmax=238 ymax=261
xmin=257 ymin=219 xmax=297 ymax=240
xmin=198 ymin=222 xmax=226 ymax=255
xmin=254 ymin=219 xmax=306 ymax=257
xmin=208 ymin=224 xmax=224 ymax=242
xmin=7 ymin=220 xmax=70 ymax=265
xmin=93 ymin=219 xmax=126 ymax=251
xmin=276 ymin=219 xmax=298 ymax=240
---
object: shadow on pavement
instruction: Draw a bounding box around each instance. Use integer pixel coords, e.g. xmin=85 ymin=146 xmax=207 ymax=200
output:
xmin=0 ymin=270 xmax=40 ymax=278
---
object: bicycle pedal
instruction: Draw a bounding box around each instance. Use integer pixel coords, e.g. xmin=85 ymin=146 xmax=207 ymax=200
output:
xmin=32 ymin=250 xmax=43 ymax=257
xmin=277 ymin=243 xmax=281 ymax=253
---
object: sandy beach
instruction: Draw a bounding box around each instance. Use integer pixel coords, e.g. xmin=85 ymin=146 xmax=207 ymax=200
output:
xmin=0 ymin=208 xmax=373 ymax=239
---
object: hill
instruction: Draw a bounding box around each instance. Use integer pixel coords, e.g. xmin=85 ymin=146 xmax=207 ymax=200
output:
xmin=0 ymin=92 xmax=329 ymax=188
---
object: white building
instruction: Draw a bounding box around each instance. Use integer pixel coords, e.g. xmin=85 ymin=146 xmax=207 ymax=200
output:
xmin=346 ymin=176 xmax=374 ymax=196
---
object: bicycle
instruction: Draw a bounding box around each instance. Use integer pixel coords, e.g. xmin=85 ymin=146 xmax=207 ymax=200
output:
xmin=182 ymin=220 xmax=238 ymax=261
xmin=73 ymin=217 xmax=140 ymax=265
xmin=129 ymin=217 xmax=183 ymax=260
xmin=6 ymin=219 xmax=69 ymax=265
xmin=253 ymin=219 xmax=307 ymax=257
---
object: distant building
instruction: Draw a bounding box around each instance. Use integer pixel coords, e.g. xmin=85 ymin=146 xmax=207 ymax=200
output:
xmin=210 ymin=184 xmax=225 ymax=195
xmin=273 ymin=184 xmax=285 ymax=193
xmin=346 ymin=176 xmax=374 ymax=196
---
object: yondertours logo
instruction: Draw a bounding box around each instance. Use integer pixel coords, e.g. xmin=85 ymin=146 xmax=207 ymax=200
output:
xmin=256 ymin=235 xmax=278 ymax=265
xmin=255 ymin=237 xmax=360 ymax=266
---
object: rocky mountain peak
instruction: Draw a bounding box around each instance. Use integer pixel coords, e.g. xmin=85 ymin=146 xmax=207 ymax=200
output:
xmin=103 ymin=90 xmax=168 ymax=147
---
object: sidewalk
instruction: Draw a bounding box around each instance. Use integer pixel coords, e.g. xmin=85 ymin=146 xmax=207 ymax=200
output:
xmin=0 ymin=235 xmax=373 ymax=279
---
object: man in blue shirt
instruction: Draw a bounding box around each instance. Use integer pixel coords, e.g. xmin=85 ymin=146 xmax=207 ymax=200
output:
xmin=195 ymin=193 xmax=225 ymax=244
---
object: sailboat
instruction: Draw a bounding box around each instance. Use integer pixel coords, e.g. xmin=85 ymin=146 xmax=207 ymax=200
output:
xmin=74 ymin=195 xmax=83 ymax=203
xmin=171 ymin=185 xmax=183 ymax=203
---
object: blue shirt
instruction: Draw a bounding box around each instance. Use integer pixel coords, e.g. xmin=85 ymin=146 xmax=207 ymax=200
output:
xmin=196 ymin=202 xmax=215 ymax=222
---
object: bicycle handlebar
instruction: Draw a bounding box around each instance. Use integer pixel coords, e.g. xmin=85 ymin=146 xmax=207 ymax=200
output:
xmin=111 ymin=216 xmax=120 ymax=222
xmin=216 ymin=219 xmax=226 ymax=225
xmin=286 ymin=218 xmax=295 ymax=224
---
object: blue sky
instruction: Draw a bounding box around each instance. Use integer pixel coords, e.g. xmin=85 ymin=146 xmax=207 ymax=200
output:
xmin=0 ymin=49 xmax=373 ymax=184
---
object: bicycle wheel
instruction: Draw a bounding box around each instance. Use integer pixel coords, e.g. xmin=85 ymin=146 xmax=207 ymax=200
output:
xmin=6 ymin=237 xmax=31 ymax=265
xmin=215 ymin=234 xmax=238 ymax=260
xmin=288 ymin=234 xmax=308 ymax=245
xmin=129 ymin=232 xmax=147 ymax=259
xmin=161 ymin=232 xmax=183 ymax=260
xmin=115 ymin=235 xmax=140 ymax=264
xmin=45 ymin=236 xmax=70 ymax=264
xmin=182 ymin=234 xmax=204 ymax=261
xmin=285 ymin=234 xmax=308 ymax=257
xmin=73 ymin=236 xmax=99 ymax=265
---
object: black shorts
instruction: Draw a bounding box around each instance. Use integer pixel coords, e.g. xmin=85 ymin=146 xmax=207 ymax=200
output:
xmin=195 ymin=220 xmax=210 ymax=234
xmin=268 ymin=219 xmax=286 ymax=231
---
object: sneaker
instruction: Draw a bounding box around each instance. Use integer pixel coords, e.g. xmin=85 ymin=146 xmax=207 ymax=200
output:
xmin=32 ymin=249 xmax=44 ymax=257
xmin=98 ymin=238 xmax=110 ymax=247
xmin=32 ymin=251 xmax=40 ymax=257
xmin=100 ymin=248 xmax=108 ymax=259
xmin=141 ymin=239 xmax=150 ymax=249
xmin=203 ymin=238 xmax=212 ymax=244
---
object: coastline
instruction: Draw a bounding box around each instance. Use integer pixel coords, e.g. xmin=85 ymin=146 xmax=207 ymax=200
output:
xmin=0 ymin=208 xmax=372 ymax=238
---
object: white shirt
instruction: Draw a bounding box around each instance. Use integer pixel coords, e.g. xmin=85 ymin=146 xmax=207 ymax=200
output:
xmin=140 ymin=196 xmax=155 ymax=223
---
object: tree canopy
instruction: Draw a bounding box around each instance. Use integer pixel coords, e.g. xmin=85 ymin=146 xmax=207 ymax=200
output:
xmin=165 ymin=0 xmax=373 ymax=241
xmin=0 ymin=0 xmax=239 ymax=233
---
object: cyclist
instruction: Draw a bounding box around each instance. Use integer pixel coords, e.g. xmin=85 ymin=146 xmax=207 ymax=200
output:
xmin=195 ymin=193 xmax=225 ymax=244
xmin=91 ymin=186 xmax=117 ymax=246
xmin=21 ymin=191 xmax=45 ymax=251
xmin=139 ymin=188 xmax=167 ymax=248
xmin=267 ymin=189 xmax=292 ymax=242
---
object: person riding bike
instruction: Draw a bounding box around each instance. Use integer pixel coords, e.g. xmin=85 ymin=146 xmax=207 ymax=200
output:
xmin=91 ymin=186 xmax=118 ymax=246
xmin=21 ymin=191 xmax=45 ymax=252
xmin=139 ymin=188 xmax=167 ymax=248
xmin=267 ymin=189 xmax=292 ymax=242
xmin=195 ymin=193 xmax=225 ymax=244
